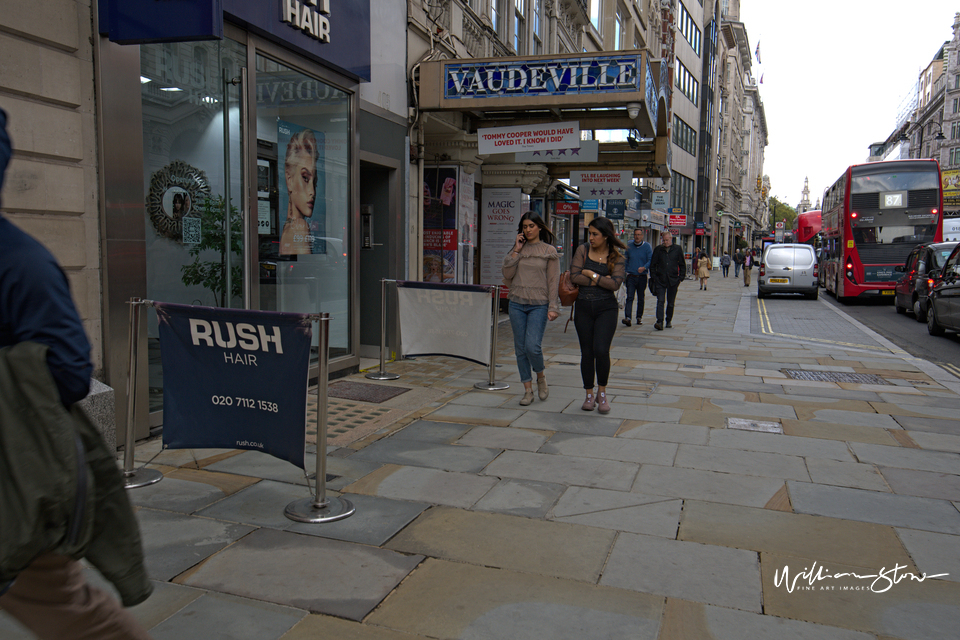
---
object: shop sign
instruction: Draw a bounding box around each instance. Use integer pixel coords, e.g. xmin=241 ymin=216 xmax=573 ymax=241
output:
xmin=281 ymin=0 xmax=331 ymax=42
xmin=605 ymin=199 xmax=626 ymax=220
xmin=668 ymin=215 xmax=687 ymax=227
xmin=651 ymin=192 xmax=670 ymax=209
xmin=478 ymin=122 xmax=580 ymax=155
xmin=443 ymin=54 xmax=643 ymax=99
xmin=515 ymin=140 xmax=599 ymax=163
xmin=555 ymin=202 xmax=580 ymax=215
xmin=581 ymin=199 xmax=600 ymax=211
xmin=649 ymin=211 xmax=665 ymax=226
xmin=695 ymin=229 xmax=705 ymax=235
xmin=571 ymin=171 xmax=633 ymax=197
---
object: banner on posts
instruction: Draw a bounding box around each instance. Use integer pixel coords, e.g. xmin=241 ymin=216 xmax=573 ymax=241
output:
xmin=396 ymin=282 xmax=494 ymax=365
xmin=155 ymin=302 xmax=313 ymax=469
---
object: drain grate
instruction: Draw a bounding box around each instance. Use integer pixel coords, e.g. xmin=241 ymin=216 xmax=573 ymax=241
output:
xmin=782 ymin=370 xmax=889 ymax=385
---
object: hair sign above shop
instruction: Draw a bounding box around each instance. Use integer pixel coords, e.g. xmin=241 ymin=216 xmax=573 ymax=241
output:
xmin=282 ymin=0 xmax=331 ymax=42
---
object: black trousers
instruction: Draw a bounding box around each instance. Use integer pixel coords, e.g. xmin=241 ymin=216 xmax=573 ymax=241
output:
xmin=655 ymin=283 xmax=679 ymax=323
xmin=624 ymin=274 xmax=647 ymax=320
xmin=573 ymin=296 xmax=619 ymax=388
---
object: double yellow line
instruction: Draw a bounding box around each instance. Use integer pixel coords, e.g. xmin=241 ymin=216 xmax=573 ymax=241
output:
xmin=756 ymin=298 xmax=896 ymax=352
xmin=941 ymin=362 xmax=960 ymax=379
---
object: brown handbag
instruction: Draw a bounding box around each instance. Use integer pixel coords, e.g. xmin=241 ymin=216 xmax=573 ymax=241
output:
xmin=559 ymin=270 xmax=579 ymax=306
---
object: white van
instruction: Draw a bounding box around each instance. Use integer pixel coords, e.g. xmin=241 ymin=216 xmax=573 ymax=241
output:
xmin=758 ymin=243 xmax=818 ymax=300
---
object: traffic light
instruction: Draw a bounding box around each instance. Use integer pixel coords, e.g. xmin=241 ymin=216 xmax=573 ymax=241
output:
xmin=756 ymin=175 xmax=762 ymax=190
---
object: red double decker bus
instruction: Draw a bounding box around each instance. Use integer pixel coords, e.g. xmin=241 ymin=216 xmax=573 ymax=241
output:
xmin=821 ymin=159 xmax=943 ymax=300
xmin=793 ymin=210 xmax=821 ymax=245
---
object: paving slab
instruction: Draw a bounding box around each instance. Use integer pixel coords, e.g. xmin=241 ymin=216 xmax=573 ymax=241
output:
xmin=616 ymin=421 xmax=710 ymax=444
xmin=385 ymin=507 xmax=616 ymax=583
xmin=707 ymin=427 xmax=855 ymax=461
xmin=678 ymin=500 xmax=913 ymax=569
xmin=906 ymin=430 xmax=960 ymax=454
xmin=871 ymin=401 xmax=959 ymax=420
xmin=805 ymin=458 xmax=891 ymax=492
xmin=761 ymin=552 xmax=960 ymax=640
xmin=780 ymin=419 xmax=900 ymax=445
xmin=850 ymin=442 xmax=960 ymax=474
xmin=366 ymin=559 xmax=663 ymax=640
xmin=895 ymin=528 xmax=960 ymax=584
xmin=561 ymin=401 xmax=684 ymax=422
xmin=656 ymin=385 xmax=747 ymax=401
xmin=879 ymin=467 xmax=960 ymax=502
xmin=472 ymin=478 xmax=565 ymax=518
xmin=540 ymin=432 xmax=678 ymax=466
xmin=599 ymin=533 xmax=762 ymax=612
xmin=810 ymin=409 xmax=901 ymax=429
xmin=448 ymin=391 xmax=516 ymax=408
xmin=510 ymin=410 xmax=623 ymax=436
xmin=129 ymin=476 xmax=229 ymax=514
xmin=348 ymin=438 xmax=501 ymax=473
xmin=424 ymin=404 xmax=524 ymax=426
xmin=136 ymin=508 xmax=256 ymax=581
xmin=180 ymin=528 xmax=423 ymax=621
xmin=205 ymin=450 xmax=312 ymax=486
xmin=675 ymin=443 xmax=810 ymax=481
xmin=892 ymin=415 xmax=960 ymax=436
xmin=780 ymin=385 xmax=884 ymax=402
xmin=386 ymin=420 xmax=472 ymax=443
xmin=342 ymin=464 xmax=498 ymax=508
xmin=285 ymin=493 xmax=429 ymax=547
xmin=455 ymin=425 xmax=551 ymax=451
xmin=632 ymin=464 xmax=785 ymax=508
xmin=482 ymin=450 xmax=639 ymax=491
xmin=787 ymin=481 xmax=960 ymax=534
xmin=146 ymin=591 xmax=306 ymax=640
xmin=550 ymin=486 xmax=681 ymax=537
xmin=656 ymin=598 xmax=875 ymax=640
xmin=195 ymin=479 xmax=320 ymax=529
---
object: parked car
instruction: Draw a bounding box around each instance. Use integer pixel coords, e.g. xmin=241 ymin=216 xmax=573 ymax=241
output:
xmin=894 ymin=241 xmax=958 ymax=322
xmin=927 ymin=242 xmax=960 ymax=336
xmin=757 ymin=243 xmax=818 ymax=299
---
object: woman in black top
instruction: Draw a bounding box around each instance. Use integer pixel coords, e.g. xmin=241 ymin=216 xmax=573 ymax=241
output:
xmin=570 ymin=217 xmax=626 ymax=414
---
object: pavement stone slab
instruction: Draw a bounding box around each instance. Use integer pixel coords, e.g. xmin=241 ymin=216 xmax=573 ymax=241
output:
xmin=707 ymin=427 xmax=856 ymax=461
xmin=871 ymin=401 xmax=959 ymax=420
xmin=850 ymin=442 xmax=960 ymax=475
xmin=678 ymin=500 xmax=914 ymax=570
xmin=761 ymin=552 xmax=960 ymax=640
xmin=780 ymin=419 xmax=900 ymax=445
xmin=482 ymin=450 xmax=639 ymax=491
xmin=385 ymin=507 xmax=616 ymax=583
xmin=472 ymin=478 xmax=566 ymax=518
xmin=787 ymin=481 xmax=960 ymax=534
xmin=280 ymin=615 xmax=434 ymax=639
xmin=448 ymin=391 xmax=516 ymax=408
xmin=780 ymin=385 xmax=884 ymax=402
xmin=129 ymin=476 xmax=229 ymax=514
xmin=550 ymin=486 xmax=681 ymax=537
xmin=205 ymin=450 xmax=312 ymax=486
xmin=386 ymin=420 xmax=472 ymax=443
xmin=540 ymin=432 xmax=678 ymax=466
xmin=810 ymin=410 xmax=901 ymax=429
xmin=136 ymin=508 xmax=256 ymax=582
xmin=599 ymin=533 xmax=762 ymax=612
xmin=146 ymin=591 xmax=306 ymax=640
xmin=366 ymin=559 xmax=663 ymax=640
xmin=906 ymin=430 xmax=960 ymax=454
xmin=892 ymin=415 xmax=960 ymax=436
xmin=424 ymin=404 xmax=525 ymax=426
xmin=675 ymin=443 xmax=810 ymax=481
xmin=455 ymin=425 xmax=551 ymax=451
xmin=657 ymin=598 xmax=875 ymax=640
xmin=195 ymin=479 xmax=319 ymax=529
xmin=285 ymin=492 xmax=429 ymax=547
xmin=616 ymin=421 xmax=710 ymax=444
xmin=348 ymin=438 xmax=501 ymax=473
xmin=805 ymin=458 xmax=892 ymax=492
xmin=180 ymin=528 xmax=423 ymax=621
xmin=511 ymin=410 xmax=623 ymax=436
xmin=879 ymin=467 xmax=960 ymax=502
xmin=342 ymin=464 xmax=499 ymax=508
xmin=895 ymin=528 xmax=960 ymax=584
xmin=632 ymin=464 xmax=785 ymax=508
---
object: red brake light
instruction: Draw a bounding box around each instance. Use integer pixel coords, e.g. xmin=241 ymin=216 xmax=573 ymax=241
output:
xmin=846 ymin=262 xmax=853 ymax=270
xmin=851 ymin=212 xmax=858 ymax=219
xmin=927 ymin=278 xmax=935 ymax=288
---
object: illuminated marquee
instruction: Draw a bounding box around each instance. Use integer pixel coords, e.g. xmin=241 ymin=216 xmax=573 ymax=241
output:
xmin=281 ymin=0 xmax=331 ymax=42
xmin=444 ymin=55 xmax=643 ymax=99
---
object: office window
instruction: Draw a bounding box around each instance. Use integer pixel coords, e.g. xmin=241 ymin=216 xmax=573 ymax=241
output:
xmin=677 ymin=3 xmax=701 ymax=56
xmin=533 ymin=0 xmax=542 ymax=55
xmin=614 ymin=6 xmax=623 ymax=50
xmin=492 ymin=0 xmax=504 ymax=36
xmin=953 ymin=98 xmax=958 ymax=114
xmin=675 ymin=61 xmax=699 ymax=106
xmin=673 ymin=115 xmax=697 ymax=156
xmin=590 ymin=0 xmax=600 ymax=31
xmin=514 ymin=0 xmax=526 ymax=53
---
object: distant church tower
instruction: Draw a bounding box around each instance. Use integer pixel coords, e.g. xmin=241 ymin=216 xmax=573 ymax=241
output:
xmin=798 ymin=177 xmax=812 ymax=213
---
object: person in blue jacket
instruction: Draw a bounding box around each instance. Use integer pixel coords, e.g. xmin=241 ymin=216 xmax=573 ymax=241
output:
xmin=621 ymin=227 xmax=652 ymax=326
xmin=0 ymin=108 xmax=152 ymax=639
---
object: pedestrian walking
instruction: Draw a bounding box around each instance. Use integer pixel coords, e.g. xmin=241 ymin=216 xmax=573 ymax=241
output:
xmin=502 ymin=212 xmax=560 ymax=406
xmin=0 ymin=108 xmax=153 ymax=639
xmin=570 ymin=217 xmax=625 ymax=415
xmin=721 ymin=252 xmax=731 ymax=277
xmin=734 ymin=250 xmax=743 ymax=278
xmin=650 ymin=229 xmax=686 ymax=331
xmin=743 ymin=249 xmax=754 ymax=287
xmin=698 ymin=251 xmax=711 ymax=290
xmin=621 ymin=228 xmax=652 ymax=327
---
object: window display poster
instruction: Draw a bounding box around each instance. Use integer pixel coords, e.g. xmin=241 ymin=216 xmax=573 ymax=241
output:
xmin=480 ymin=188 xmax=522 ymax=291
xmin=424 ymin=167 xmax=459 ymax=282
xmin=458 ymin=170 xmax=476 ymax=284
xmin=277 ymin=119 xmax=326 ymax=255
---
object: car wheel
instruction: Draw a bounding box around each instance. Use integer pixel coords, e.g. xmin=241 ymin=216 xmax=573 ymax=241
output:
xmin=757 ymin=289 xmax=765 ymax=299
xmin=927 ymin=303 xmax=945 ymax=336
xmin=895 ymin=296 xmax=906 ymax=314
xmin=806 ymin=288 xmax=818 ymax=300
xmin=913 ymin=297 xmax=927 ymax=322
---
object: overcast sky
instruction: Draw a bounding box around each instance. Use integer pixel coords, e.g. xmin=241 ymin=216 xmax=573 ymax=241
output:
xmin=739 ymin=1 xmax=959 ymax=210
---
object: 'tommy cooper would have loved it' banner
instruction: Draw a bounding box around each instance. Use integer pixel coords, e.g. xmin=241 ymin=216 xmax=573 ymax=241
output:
xmin=156 ymin=302 xmax=313 ymax=469
xmin=396 ymin=281 xmax=494 ymax=366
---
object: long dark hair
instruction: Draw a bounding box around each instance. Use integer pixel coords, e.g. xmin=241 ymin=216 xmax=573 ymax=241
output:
xmin=517 ymin=212 xmax=556 ymax=244
xmin=588 ymin=217 xmax=626 ymax=264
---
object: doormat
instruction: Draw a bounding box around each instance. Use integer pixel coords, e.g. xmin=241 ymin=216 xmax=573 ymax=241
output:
xmin=326 ymin=381 xmax=410 ymax=404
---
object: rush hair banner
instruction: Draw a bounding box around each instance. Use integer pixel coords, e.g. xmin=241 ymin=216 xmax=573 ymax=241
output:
xmin=155 ymin=302 xmax=313 ymax=469
xmin=396 ymin=282 xmax=494 ymax=366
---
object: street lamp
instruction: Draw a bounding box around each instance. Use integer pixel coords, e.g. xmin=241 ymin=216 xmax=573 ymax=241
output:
xmin=900 ymin=121 xmax=945 ymax=159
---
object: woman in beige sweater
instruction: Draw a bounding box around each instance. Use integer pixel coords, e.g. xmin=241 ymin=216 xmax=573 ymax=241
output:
xmin=502 ymin=213 xmax=560 ymax=405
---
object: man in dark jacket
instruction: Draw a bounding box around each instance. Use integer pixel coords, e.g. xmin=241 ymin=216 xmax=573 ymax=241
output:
xmin=649 ymin=229 xmax=686 ymax=330
xmin=0 ymin=108 xmax=152 ymax=639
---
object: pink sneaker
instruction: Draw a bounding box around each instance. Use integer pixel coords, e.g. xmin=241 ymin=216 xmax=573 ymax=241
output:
xmin=581 ymin=392 xmax=596 ymax=411
xmin=597 ymin=392 xmax=611 ymax=414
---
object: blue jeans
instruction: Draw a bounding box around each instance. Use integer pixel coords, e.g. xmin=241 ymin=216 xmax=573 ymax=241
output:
xmin=624 ymin=274 xmax=647 ymax=320
xmin=508 ymin=301 xmax=549 ymax=383
xmin=734 ymin=263 xmax=741 ymax=277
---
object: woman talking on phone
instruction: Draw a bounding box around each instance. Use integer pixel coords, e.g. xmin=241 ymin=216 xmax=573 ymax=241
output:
xmin=502 ymin=212 xmax=560 ymax=406
xmin=570 ymin=217 xmax=626 ymax=414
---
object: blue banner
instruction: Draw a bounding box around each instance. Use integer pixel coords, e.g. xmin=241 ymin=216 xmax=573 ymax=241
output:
xmin=156 ymin=302 xmax=313 ymax=469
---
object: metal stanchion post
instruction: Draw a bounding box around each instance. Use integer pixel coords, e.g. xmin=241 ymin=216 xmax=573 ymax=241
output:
xmin=366 ymin=278 xmax=399 ymax=380
xmin=123 ymin=298 xmax=163 ymax=489
xmin=285 ymin=313 xmax=356 ymax=523
xmin=474 ymin=285 xmax=509 ymax=391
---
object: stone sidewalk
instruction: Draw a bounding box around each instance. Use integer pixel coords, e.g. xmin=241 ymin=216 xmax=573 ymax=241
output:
xmin=3 ymin=272 xmax=960 ymax=639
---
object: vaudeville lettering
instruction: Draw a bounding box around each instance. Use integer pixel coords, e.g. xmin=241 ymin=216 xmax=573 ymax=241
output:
xmin=445 ymin=56 xmax=642 ymax=98
xmin=282 ymin=0 xmax=332 ymax=43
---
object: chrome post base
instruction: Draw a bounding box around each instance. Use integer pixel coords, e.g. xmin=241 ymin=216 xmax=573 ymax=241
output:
xmin=123 ymin=467 xmax=163 ymax=489
xmin=284 ymin=496 xmax=356 ymax=523
xmin=474 ymin=381 xmax=510 ymax=391
xmin=365 ymin=371 xmax=399 ymax=380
